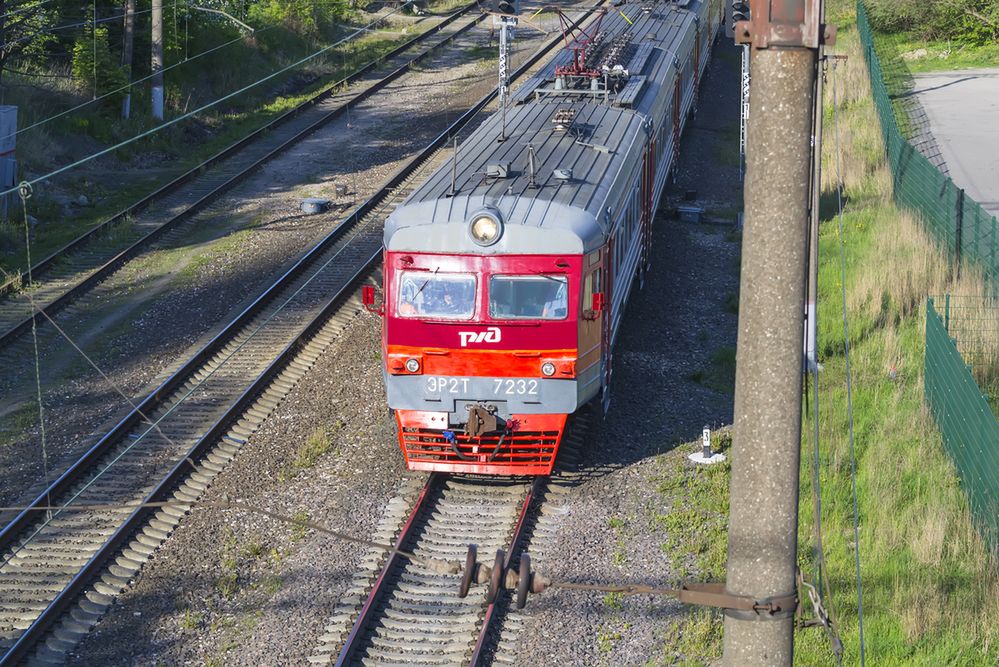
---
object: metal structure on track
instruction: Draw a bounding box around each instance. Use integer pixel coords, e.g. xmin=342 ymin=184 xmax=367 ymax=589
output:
xmin=310 ymin=418 xmax=591 ymax=666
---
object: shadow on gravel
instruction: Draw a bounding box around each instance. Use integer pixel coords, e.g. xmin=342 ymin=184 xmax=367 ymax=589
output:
xmin=570 ymin=40 xmax=744 ymax=474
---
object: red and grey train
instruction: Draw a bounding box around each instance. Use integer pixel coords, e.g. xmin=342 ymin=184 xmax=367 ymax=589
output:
xmin=366 ymin=0 xmax=722 ymax=474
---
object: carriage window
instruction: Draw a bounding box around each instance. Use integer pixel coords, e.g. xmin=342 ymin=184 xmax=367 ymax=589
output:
xmin=489 ymin=275 xmax=568 ymax=320
xmin=397 ymin=271 xmax=476 ymax=319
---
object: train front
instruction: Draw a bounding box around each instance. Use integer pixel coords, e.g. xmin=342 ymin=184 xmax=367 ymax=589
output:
xmin=376 ymin=197 xmax=601 ymax=475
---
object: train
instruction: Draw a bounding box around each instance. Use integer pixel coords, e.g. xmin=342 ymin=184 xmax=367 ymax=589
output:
xmin=364 ymin=0 xmax=724 ymax=474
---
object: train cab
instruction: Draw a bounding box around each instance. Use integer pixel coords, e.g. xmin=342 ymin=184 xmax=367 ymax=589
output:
xmin=377 ymin=209 xmax=609 ymax=475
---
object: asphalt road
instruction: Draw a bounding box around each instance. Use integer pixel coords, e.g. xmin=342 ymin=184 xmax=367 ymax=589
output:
xmin=912 ymin=69 xmax=999 ymax=217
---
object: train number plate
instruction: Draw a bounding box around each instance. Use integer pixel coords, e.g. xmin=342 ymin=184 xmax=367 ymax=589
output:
xmin=425 ymin=377 xmax=470 ymax=394
xmin=423 ymin=377 xmax=540 ymax=397
xmin=491 ymin=379 xmax=539 ymax=396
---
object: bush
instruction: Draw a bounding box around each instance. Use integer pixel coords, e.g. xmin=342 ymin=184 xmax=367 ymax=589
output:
xmin=71 ymin=26 xmax=128 ymax=104
xmin=248 ymin=0 xmax=350 ymax=34
xmin=867 ymin=0 xmax=999 ymax=45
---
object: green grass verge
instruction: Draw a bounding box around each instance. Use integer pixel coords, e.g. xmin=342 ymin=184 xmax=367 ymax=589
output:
xmin=792 ymin=12 xmax=999 ymax=665
xmin=647 ymin=5 xmax=999 ymax=663
xmin=646 ymin=434 xmax=730 ymax=666
xmin=874 ymin=33 xmax=999 ymax=74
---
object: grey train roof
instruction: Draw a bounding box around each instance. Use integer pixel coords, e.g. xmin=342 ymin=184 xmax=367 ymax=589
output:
xmin=384 ymin=0 xmax=706 ymax=255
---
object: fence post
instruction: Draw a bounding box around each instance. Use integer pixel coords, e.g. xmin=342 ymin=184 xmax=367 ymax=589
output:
xmin=992 ymin=216 xmax=996 ymax=286
xmin=944 ymin=293 xmax=950 ymax=332
xmin=955 ymin=188 xmax=965 ymax=279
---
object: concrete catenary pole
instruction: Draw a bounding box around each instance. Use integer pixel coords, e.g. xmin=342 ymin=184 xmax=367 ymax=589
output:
xmin=151 ymin=0 xmax=164 ymax=120
xmin=723 ymin=2 xmax=831 ymax=664
xmin=121 ymin=0 xmax=136 ymax=119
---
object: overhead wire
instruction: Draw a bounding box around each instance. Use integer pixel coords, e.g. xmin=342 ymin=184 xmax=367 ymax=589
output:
xmin=4 ymin=143 xmax=423 ymax=556
xmin=0 ymin=1 xmax=415 ymax=199
xmin=0 ymin=8 xmax=155 ymax=49
xmin=831 ymin=57 xmax=867 ymax=666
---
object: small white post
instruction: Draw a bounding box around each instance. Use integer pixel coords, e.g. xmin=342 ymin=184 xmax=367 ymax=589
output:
xmin=688 ymin=425 xmax=726 ymax=465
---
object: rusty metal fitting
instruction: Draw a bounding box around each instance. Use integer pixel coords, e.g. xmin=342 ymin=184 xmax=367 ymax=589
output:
xmin=733 ymin=1 xmax=836 ymax=49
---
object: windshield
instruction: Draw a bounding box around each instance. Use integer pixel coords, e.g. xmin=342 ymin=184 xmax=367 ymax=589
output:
xmin=397 ymin=271 xmax=476 ymax=319
xmin=489 ymin=275 xmax=568 ymax=320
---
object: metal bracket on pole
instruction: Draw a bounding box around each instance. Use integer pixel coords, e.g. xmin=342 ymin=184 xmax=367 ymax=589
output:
xmin=734 ymin=0 xmax=835 ymax=49
xmin=680 ymin=583 xmax=798 ymax=620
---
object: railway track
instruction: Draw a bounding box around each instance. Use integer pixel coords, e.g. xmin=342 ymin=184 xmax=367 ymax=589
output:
xmin=308 ymin=423 xmax=588 ymax=666
xmin=0 ymin=3 xmax=482 ymax=352
xmin=0 ymin=9 xmax=599 ymax=662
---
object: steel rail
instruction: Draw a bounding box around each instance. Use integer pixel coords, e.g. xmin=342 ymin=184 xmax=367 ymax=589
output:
xmin=468 ymin=475 xmax=545 ymax=665
xmin=0 ymin=4 xmax=482 ymax=349
xmin=0 ymin=11 xmax=595 ymax=659
xmin=332 ymin=475 xmax=544 ymax=665
xmin=333 ymin=474 xmax=445 ymax=667
xmin=0 ymin=250 xmax=384 ymax=666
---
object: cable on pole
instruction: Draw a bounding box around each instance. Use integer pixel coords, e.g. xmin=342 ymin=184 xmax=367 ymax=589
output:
xmin=11 ymin=25 xmax=276 ymax=138
xmin=831 ymin=57 xmax=867 ymax=667
xmin=18 ymin=181 xmax=54 ymax=523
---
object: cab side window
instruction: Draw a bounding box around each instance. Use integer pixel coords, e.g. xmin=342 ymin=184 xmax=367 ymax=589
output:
xmin=582 ymin=267 xmax=601 ymax=317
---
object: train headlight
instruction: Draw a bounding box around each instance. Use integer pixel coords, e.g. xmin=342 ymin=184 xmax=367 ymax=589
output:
xmin=541 ymin=362 xmax=556 ymax=377
xmin=406 ymin=358 xmax=421 ymax=373
xmin=468 ymin=211 xmax=502 ymax=246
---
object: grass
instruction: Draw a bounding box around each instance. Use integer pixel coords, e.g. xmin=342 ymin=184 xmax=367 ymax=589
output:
xmin=688 ymin=346 xmax=737 ymax=394
xmin=0 ymin=403 xmax=38 ymax=448
xmin=874 ymin=32 xmax=999 ymax=74
xmin=280 ymin=421 xmax=343 ymax=480
xmin=796 ymin=8 xmax=999 ymax=664
xmin=646 ymin=434 xmax=730 ymax=665
xmin=644 ymin=4 xmax=999 ymax=663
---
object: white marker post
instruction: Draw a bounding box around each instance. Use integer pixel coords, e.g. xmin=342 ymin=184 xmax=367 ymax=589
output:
xmin=688 ymin=426 xmax=726 ymax=465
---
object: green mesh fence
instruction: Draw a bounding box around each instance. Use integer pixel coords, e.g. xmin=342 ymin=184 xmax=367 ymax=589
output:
xmin=925 ymin=297 xmax=999 ymax=556
xmin=857 ymin=2 xmax=999 ymax=291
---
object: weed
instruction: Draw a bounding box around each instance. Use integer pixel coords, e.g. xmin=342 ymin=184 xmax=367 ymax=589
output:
xmin=660 ymin=608 xmax=723 ymax=665
xmin=241 ymin=540 xmax=265 ymax=559
xmin=283 ymin=424 xmax=341 ymax=479
xmin=689 ymin=346 xmax=737 ymax=394
xmin=179 ymin=609 xmax=203 ymax=630
xmin=597 ymin=627 xmax=623 ymax=653
xmin=216 ymin=570 xmax=238 ymax=600
xmin=291 ymin=510 xmax=309 ymax=542
xmin=603 ymin=591 xmax=624 ymax=611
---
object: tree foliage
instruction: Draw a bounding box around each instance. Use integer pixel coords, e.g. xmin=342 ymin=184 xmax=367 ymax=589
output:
xmin=866 ymin=0 xmax=999 ymax=44
xmin=70 ymin=25 xmax=127 ymax=100
xmin=0 ymin=0 xmax=58 ymax=82
xmin=247 ymin=0 xmax=350 ymax=34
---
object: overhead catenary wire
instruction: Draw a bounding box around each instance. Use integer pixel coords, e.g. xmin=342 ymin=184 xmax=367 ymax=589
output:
xmin=831 ymin=58 xmax=867 ymax=666
xmin=0 ymin=0 xmax=61 ymax=23
xmin=4 ymin=149 xmax=420 ymax=555
xmin=0 ymin=1 xmax=415 ymax=199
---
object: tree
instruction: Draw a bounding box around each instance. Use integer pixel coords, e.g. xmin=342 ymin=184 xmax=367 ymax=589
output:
xmin=71 ymin=24 xmax=127 ymax=101
xmin=247 ymin=0 xmax=349 ymax=34
xmin=0 ymin=0 xmax=58 ymax=86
